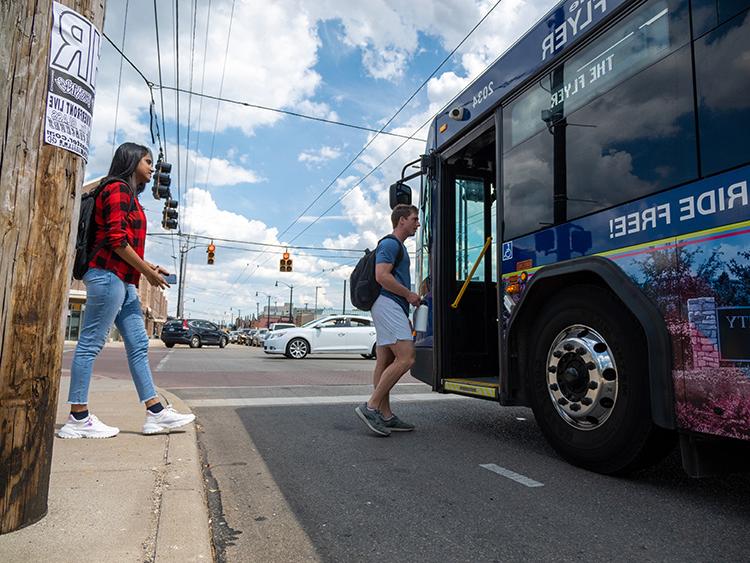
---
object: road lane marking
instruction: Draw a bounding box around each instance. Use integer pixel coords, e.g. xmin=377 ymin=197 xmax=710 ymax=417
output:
xmin=480 ymin=464 xmax=544 ymax=488
xmin=155 ymin=351 xmax=172 ymax=372
xmin=186 ymin=393 xmax=469 ymax=408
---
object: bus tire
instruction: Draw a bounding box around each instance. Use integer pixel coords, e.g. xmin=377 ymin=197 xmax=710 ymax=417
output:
xmin=527 ymin=285 xmax=674 ymax=475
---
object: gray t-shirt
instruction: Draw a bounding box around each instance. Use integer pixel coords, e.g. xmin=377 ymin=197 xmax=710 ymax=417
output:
xmin=375 ymin=236 xmax=410 ymax=315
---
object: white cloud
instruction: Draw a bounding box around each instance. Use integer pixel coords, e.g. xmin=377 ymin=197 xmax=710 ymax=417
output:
xmin=93 ymin=0 xmax=562 ymax=321
xmin=298 ymin=146 xmax=342 ymax=165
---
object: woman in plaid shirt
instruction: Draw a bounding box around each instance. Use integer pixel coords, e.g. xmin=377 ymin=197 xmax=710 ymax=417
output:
xmin=58 ymin=143 xmax=195 ymax=439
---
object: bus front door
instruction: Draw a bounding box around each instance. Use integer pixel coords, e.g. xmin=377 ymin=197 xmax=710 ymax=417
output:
xmin=434 ymin=158 xmax=499 ymax=398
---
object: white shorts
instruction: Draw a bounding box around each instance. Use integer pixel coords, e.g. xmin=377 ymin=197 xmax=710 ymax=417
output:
xmin=371 ymin=295 xmax=412 ymax=346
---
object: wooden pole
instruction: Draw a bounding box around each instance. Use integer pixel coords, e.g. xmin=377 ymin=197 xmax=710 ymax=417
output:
xmin=0 ymin=0 xmax=105 ymax=533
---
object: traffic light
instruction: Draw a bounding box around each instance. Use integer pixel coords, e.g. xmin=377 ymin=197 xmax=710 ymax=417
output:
xmin=152 ymin=159 xmax=172 ymax=200
xmin=161 ymin=198 xmax=178 ymax=230
xmin=279 ymin=251 xmax=292 ymax=272
xmin=152 ymin=156 xmax=178 ymax=230
xmin=207 ymin=242 xmax=216 ymax=265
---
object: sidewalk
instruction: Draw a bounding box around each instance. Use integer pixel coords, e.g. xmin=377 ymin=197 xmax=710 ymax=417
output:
xmin=0 ymin=375 xmax=212 ymax=562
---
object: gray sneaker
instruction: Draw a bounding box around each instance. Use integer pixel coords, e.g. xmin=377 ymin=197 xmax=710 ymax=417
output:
xmin=383 ymin=414 xmax=415 ymax=432
xmin=355 ymin=403 xmax=390 ymax=437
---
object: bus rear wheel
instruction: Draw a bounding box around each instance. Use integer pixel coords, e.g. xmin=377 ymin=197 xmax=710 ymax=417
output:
xmin=527 ymin=285 xmax=674 ymax=475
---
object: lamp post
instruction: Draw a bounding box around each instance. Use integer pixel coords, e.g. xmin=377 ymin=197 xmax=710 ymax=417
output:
xmin=275 ymin=280 xmax=294 ymax=323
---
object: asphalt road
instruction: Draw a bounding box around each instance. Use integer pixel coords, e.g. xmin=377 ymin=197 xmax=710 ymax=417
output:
xmin=66 ymin=343 xmax=750 ymax=562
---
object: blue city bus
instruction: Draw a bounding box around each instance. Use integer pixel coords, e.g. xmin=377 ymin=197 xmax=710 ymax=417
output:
xmin=394 ymin=0 xmax=750 ymax=476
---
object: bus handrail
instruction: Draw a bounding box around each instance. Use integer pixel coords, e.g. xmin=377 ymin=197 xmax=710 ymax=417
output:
xmin=451 ymin=237 xmax=492 ymax=309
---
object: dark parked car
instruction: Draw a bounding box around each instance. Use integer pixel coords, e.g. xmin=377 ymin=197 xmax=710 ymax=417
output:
xmin=161 ymin=319 xmax=228 ymax=349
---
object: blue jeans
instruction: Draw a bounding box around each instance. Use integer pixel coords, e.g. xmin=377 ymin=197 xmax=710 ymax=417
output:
xmin=69 ymin=268 xmax=158 ymax=404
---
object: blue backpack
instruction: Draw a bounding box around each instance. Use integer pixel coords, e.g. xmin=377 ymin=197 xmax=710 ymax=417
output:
xmin=349 ymin=235 xmax=404 ymax=311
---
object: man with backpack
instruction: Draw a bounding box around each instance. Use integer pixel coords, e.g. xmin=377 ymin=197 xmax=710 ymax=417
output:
xmin=355 ymin=204 xmax=421 ymax=436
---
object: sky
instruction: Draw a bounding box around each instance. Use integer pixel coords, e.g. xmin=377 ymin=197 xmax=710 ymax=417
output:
xmin=86 ymin=0 xmax=557 ymax=323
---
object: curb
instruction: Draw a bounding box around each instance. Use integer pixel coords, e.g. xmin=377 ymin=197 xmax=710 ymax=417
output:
xmin=150 ymin=387 xmax=213 ymax=562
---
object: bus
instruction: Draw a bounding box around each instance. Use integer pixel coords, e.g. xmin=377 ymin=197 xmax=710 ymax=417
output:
xmin=392 ymin=0 xmax=750 ymax=476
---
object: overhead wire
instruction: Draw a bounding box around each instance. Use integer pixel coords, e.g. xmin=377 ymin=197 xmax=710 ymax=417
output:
xmin=173 ymin=0 xmax=182 ymax=217
xmin=204 ymin=0 xmax=237 ymax=188
xmin=284 ymin=0 xmax=506 ymax=246
xmin=157 ymin=86 xmax=426 ymax=142
xmin=191 ymin=0 xmax=213 ymax=189
xmin=182 ymin=0 xmax=199 ymax=234
xmin=239 ymin=0 xmax=505 ymax=279
xmin=111 ymin=0 xmax=129 ymax=156
xmin=151 ymin=0 xmax=176 ymax=275
xmin=99 ymin=38 xmax=421 ymax=144
xmin=147 ymin=231 xmax=365 ymax=253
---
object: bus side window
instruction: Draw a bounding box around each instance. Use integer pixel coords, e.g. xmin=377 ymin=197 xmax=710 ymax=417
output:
xmin=694 ymin=8 xmax=750 ymax=175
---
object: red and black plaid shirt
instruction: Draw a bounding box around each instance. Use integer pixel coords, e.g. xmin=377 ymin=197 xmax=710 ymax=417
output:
xmin=89 ymin=181 xmax=146 ymax=286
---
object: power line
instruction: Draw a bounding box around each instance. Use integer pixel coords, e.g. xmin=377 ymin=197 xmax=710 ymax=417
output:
xmin=157 ymin=86 xmax=426 ymax=142
xmin=173 ymin=0 xmax=182 ymax=220
xmin=100 ymin=36 xmax=424 ymax=144
xmin=147 ymin=231 xmax=364 ymax=253
xmin=152 ymin=0 xmax=168 ymax=161
xmin=285 ymin=0 xmax=506 ymax=245
xmin=191 ymin=0 xmax=213 ymax=189
xmin=111 ymin=0 xmax=129 ymax=156
xmin=102 ymin=33 xmax=150 ymax=84
xmin=182 ymin=0 xmax=199 ymax=232
xmin=204 ymin=0 xmax=237 ymax=188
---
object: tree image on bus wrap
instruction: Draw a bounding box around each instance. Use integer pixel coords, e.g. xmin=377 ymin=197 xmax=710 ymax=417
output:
xmin=617 ymin=234 xmax=750 ymax=440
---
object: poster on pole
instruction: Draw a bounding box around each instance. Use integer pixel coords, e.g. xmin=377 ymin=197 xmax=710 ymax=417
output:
xmin=43 ymin=1 xmax=101 ymax=162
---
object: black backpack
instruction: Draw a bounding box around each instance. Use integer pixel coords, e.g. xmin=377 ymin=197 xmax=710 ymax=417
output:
xmin=349 ymin=234 xmax=404 ymax=311
xmin=72 ymin=182 xmax=134 ymax=280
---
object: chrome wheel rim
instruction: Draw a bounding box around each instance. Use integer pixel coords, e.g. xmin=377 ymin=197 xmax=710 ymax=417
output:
xmin=289 ymin=340 xmax=307 ymax=358
xmin=546 ymin=324 xmax=618 ymax=431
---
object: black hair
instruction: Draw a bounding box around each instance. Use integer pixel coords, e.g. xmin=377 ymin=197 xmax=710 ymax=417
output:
xmin=98 ymin=142 xmax=152 ymax=194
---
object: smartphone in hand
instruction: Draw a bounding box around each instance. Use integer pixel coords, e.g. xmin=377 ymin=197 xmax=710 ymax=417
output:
xmin=164 ymin=273 xmax=177 ymax=284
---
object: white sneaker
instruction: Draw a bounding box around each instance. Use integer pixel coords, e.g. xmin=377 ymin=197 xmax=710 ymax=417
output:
xmin=57 ymin=414 xmax=120 ymax=439
xmin=143 ymin=406 xmax=196 ymax=435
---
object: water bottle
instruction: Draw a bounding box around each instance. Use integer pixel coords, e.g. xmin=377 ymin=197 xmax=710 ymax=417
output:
xmin=413 ymin=303 xmax=428 ymax=333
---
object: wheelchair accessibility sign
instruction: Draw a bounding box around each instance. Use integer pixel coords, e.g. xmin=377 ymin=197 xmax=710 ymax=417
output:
xmin=502 ymin=242 xmax=513 ymax=261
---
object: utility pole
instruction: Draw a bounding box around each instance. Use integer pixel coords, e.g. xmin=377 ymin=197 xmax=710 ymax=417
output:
xmin=275 ymin=280 xmax=294 ymax=323
xmin=314 ymin=286 xmax=321 ymax=320
xmin=342 ymin=279 xmax=347 ymax=314
xmin=0 ymin=0 xmax=106 ymax=533
xmin=176 ymin=239 xmax=188 ymax=318
xmin=176 ymin=235 xmax=201 ymax=319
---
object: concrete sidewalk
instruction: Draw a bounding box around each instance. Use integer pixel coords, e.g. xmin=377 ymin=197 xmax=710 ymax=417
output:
xmin=0 ymin=375 xmax=212 ymax=562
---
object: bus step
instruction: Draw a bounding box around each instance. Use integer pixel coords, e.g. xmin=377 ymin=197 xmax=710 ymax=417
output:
xmin=443 ymin=378 xmax=499 ymax=400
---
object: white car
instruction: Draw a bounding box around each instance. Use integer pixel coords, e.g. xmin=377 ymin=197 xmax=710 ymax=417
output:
xmin=263 ymin=315 xmax=377 ymax=359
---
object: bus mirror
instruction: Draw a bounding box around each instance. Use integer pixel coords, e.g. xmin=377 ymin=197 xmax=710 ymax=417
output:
xmin=535 ymin=229 xmax=555 ymax=254
xmin=571 ymin=228 xmax=592 ymax=255
xmin=390 ymin=181 xmax=412 ymax=209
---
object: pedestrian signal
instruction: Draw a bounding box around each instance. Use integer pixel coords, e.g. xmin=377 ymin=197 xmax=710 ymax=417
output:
xmin=207 ymin=242 xmax=216 ymax=265
xmin=279 ymin=251 xmax=292 ymax=272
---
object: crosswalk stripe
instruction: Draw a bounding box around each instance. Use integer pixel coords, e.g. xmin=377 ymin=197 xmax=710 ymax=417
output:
xmin=186 ymin=393 xmax=469 ymax=408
